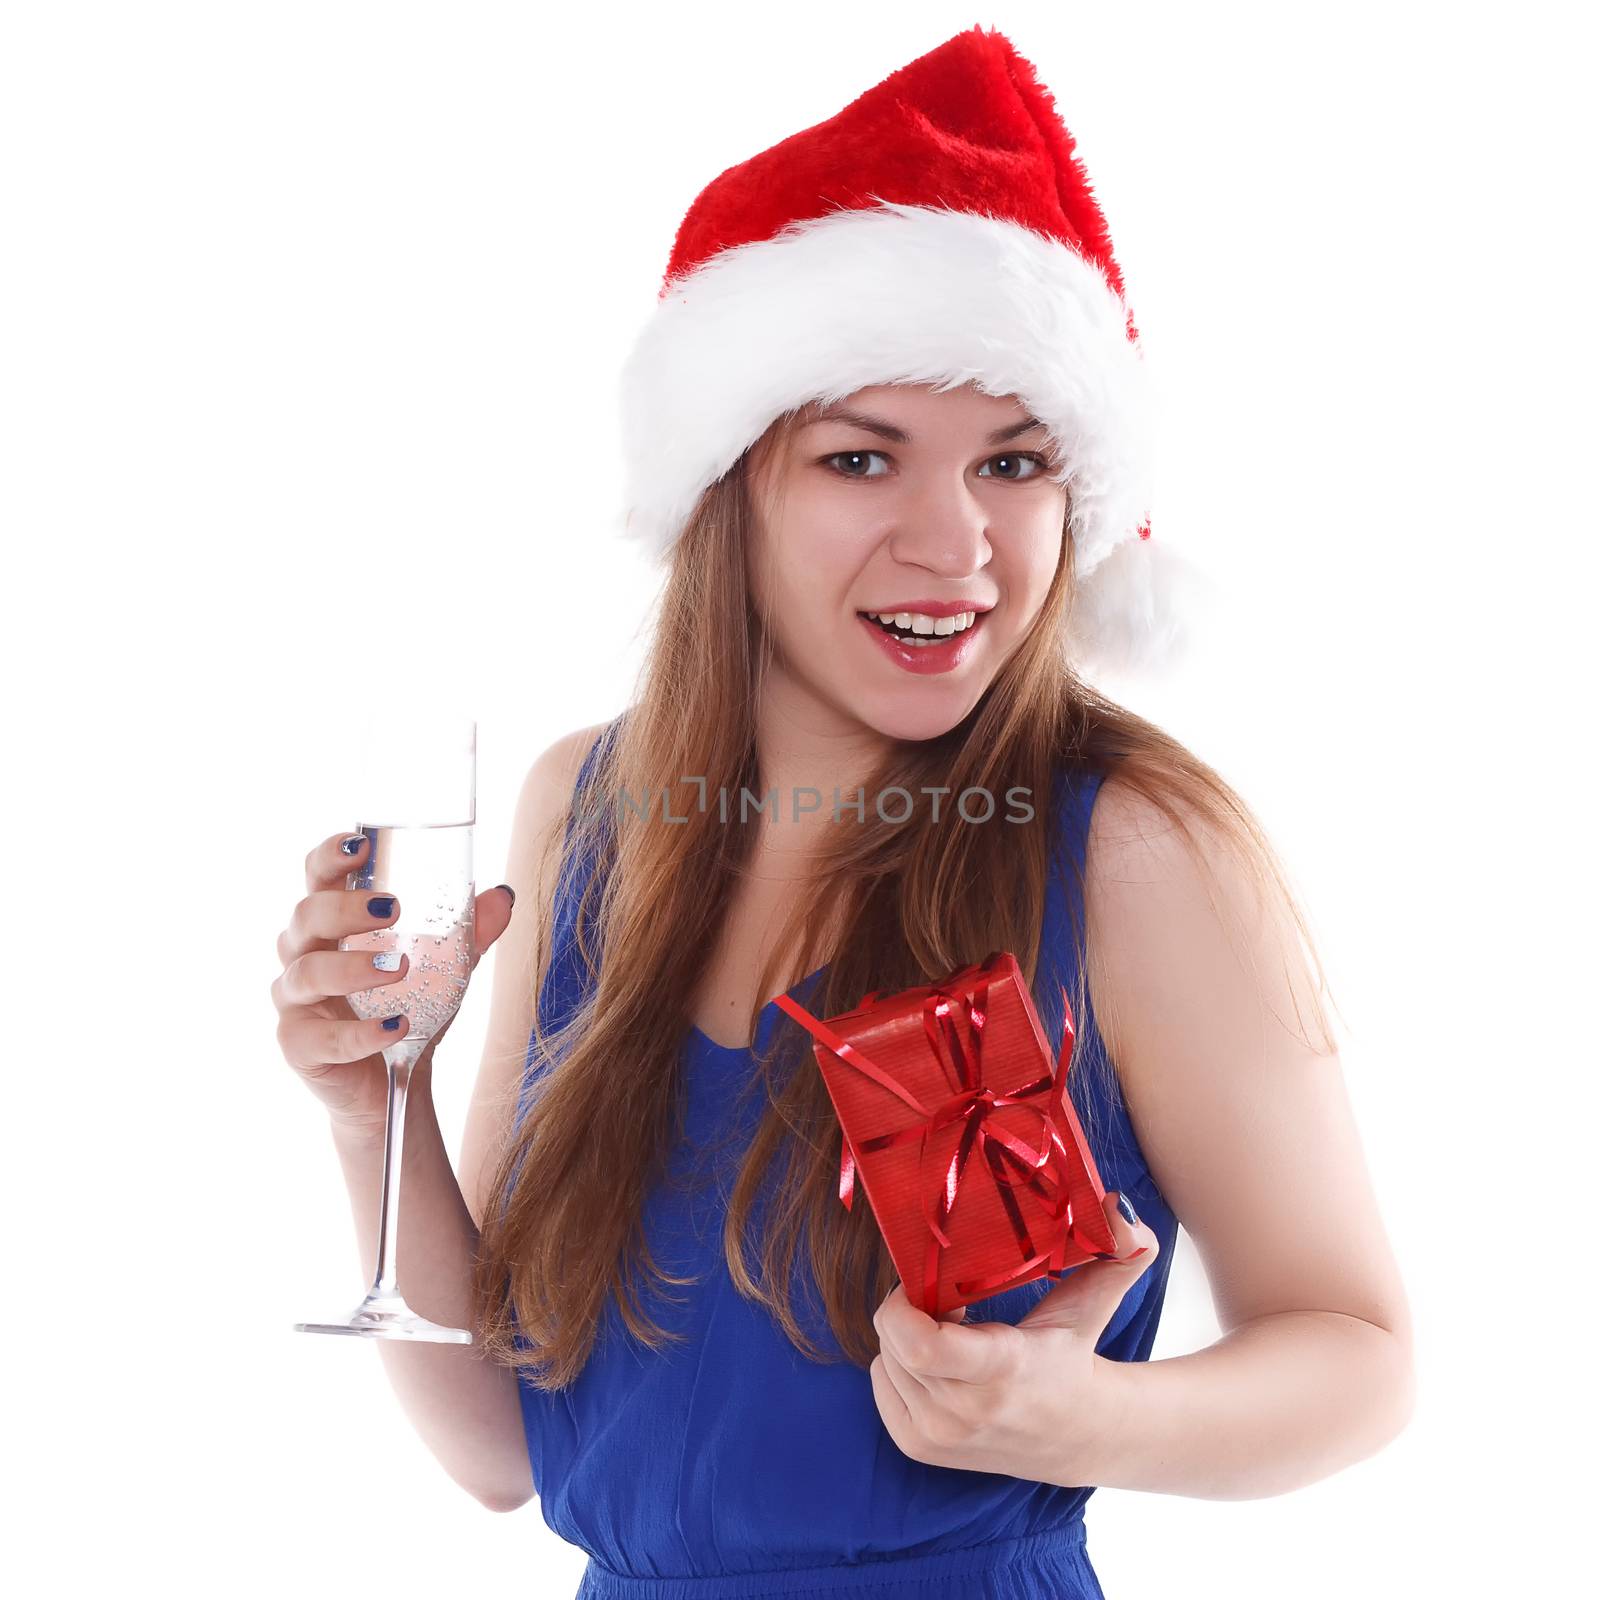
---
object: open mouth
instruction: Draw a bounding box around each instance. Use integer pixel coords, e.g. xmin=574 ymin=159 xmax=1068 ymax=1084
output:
xmin=856 ymin=609 xmax=984 ymax=647
xmin=853 ymin=608 xmax=989 ymax=675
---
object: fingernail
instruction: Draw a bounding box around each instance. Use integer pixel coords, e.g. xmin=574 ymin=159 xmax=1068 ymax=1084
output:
xmin=371 ymin=951 xmax=401 ymax=972
xmin=499 ymin=883 xmax=516 ymax=907
xmin=340 ymin=835 xmax=365 ymax=856
xmin=1116 ymin=1192 xmax=1141 ymax=1228
xmin=381 ymin=1015 xmax=403 ymax=1031
xmin=368 ymin=896 xmax=395 ymax=917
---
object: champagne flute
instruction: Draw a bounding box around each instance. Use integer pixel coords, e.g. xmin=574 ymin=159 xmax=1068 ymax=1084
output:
xmin=294 ymin=712 xmax=477 ymax=1343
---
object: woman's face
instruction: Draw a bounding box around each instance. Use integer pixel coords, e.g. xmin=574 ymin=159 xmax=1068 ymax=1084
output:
xmin=747 ymin=382 xmax=1068 ymax=744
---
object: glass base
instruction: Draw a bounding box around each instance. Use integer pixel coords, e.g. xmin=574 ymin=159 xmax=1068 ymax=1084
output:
xmin=295 ymin=1289 xmax=472 ymax=1344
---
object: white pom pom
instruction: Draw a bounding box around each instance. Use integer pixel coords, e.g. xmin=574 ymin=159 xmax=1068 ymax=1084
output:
xmin=1066 ymin=534 xmax=1219 ymax=684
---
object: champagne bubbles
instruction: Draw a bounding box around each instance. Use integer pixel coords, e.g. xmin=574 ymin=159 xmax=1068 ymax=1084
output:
xmin=339 ymin=821 xmax=476 ymax=1046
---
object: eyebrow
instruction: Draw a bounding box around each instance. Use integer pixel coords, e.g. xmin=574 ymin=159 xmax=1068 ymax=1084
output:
xmin=802 ymin=406 xmax=1049 ymax=447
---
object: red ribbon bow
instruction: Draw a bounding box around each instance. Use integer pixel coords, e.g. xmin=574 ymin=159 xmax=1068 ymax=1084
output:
xmin=773 ymin=954 xmax=1099 ymax=1315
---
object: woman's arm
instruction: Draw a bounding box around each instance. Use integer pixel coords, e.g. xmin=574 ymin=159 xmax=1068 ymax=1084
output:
xmin=328 ymin=1107 xmax=532 ymax=1512
xmin=1071 ymin=776 xmax=1415 ymax=1500
xmin=331 ymin=722 xmax=605 ymax=1514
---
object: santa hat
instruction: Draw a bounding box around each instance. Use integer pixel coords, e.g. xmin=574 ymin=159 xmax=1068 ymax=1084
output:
xmin=615 ymin=25 xmax=1209 ymax=681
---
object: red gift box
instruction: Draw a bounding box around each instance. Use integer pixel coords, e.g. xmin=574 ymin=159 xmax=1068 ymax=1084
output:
xmin=772 ymin=951 xmax=1117 ymax=1317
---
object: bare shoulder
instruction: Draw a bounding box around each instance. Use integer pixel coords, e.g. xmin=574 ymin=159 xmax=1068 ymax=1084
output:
xmin=513 ymin=720 xmax=612 ymax=837
xmin=499 ymin=718 xmax=614 ymax=932
xmin=456 ymin=719 xmax=612 ymax=1228
xmin=1084 ymin=769 xmax=1242 ymax=911
xmin=1082 ymin=765 xmax=1312 ymax=1097
xmin=1081 ymin=769 xmax=1409 ymax=1340
xmin=1083 ymin=771 xmax=1286 ymax=1009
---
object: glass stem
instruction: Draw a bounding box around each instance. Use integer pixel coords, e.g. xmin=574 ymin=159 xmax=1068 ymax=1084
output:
xmin=373 ymin=1039 xmax=426 ymax=1299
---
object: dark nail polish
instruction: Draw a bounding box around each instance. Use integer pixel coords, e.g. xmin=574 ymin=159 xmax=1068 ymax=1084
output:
xmin=367 ymin=896 xmax=395 ymax=917
xmin=499 ymin=883 xmax=516 ymax=908
xmin=340 ymin=835 xmax=364 ymax=856
xmin=381 ymin=1015 xmax=403 ymax=1031
xmin=1116 ymin=1192 xmax=1141 ymax=1228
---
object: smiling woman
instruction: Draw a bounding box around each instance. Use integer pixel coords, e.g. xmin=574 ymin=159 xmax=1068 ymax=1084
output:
xmin=436 ymin=22 xmax=1410 ymax=1599
xmin=736 ymin=384 xmax=1074 ymax=718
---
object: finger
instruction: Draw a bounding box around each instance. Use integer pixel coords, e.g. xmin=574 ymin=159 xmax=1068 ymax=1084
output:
xmin=274 ymin=948 xmax=409 ymax=1011
xmin=278 ymin=888 xmax=401 ymax=968
xmin=1098 ymin=1189 xmax=1159 ymax=1266
xmin=875 ymin=1340 xmax=935 ymax=1409
xmin=304 ymin=830 xmax=371 ymax=894
xmin=469 ymin=885 xmax=516 ymax=966
xmin=869 ymin=1351 xmax=916 ymax=1440
xmin=276 ymin=1006 xmax=411 ymax=1071
xmin=1016 ymin=1189 xmax=1161 ymax=1336
xmin=873 ymin=1281 xmax=999 ymax=1384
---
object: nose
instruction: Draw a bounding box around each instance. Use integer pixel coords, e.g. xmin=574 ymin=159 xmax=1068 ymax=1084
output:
xmin=885 ymin=482 xmax=992 ymax=576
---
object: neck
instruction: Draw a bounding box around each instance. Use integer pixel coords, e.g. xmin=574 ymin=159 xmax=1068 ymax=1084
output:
xmin=750 ymin=677 xmax=893 ymax=868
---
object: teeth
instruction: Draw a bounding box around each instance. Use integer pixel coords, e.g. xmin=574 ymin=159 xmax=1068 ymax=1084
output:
xmin=865 ymin=609 xmax=978 ymax=637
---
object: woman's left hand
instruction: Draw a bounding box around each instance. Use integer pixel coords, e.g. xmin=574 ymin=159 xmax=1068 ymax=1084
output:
xmin=869 ymin=1189 xmax=1161 ymax=1482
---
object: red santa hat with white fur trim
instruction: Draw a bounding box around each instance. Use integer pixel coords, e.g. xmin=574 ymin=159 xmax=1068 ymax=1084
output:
xmin=615 ymin=25 xmax=1210 ymax=681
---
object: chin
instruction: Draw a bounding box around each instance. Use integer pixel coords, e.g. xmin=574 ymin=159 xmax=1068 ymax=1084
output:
xmin=845 ymin=692 xmax=979 ymax=746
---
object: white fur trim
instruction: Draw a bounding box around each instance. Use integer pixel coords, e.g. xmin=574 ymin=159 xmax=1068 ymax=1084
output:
xmin=1066 ymin=531 xmax=1220 ymax=683
xmin=615 ymin=200 xmax=1156 ymax=584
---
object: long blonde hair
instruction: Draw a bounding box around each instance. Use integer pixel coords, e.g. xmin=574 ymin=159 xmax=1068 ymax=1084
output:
xmin=473 ymin=407 xmax=1338 ymax=1391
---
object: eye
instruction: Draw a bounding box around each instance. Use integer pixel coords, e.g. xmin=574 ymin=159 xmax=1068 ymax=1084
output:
xmin=820 ymin=450 xmax=1057 ymax=482
xmin=822 ymin=450 xmax=891 ymax=479
xmin=977 ymin=453 xmax=1052 ymax=481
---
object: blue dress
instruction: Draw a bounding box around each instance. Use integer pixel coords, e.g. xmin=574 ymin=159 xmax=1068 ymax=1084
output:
xmin=514 ymin=721 xmax=1179 ymax=1598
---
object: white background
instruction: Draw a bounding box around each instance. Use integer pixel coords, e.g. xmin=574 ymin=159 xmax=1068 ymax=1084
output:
xmin=5 ymin=2 xmax=1594 ymax=1595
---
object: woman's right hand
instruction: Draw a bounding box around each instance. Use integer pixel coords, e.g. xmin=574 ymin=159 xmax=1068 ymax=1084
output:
xmin=271 ymin=831 xmax=413 ymax=1135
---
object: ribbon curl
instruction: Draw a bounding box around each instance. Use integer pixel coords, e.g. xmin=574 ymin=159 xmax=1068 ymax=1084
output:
xmin=773 ymin=953 xmax=1107 ymax=1315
